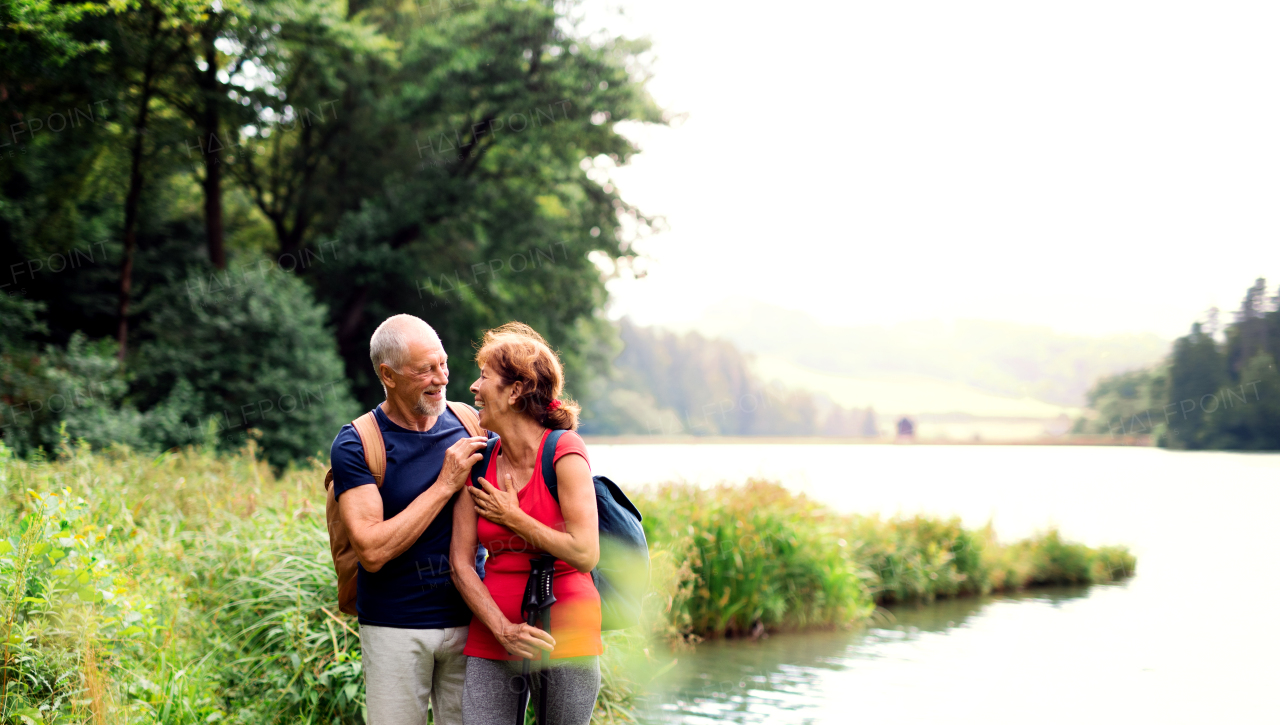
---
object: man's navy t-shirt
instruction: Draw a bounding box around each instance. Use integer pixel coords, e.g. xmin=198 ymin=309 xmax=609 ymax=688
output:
xmin=330 ymin=404 xmax=483 ymax=628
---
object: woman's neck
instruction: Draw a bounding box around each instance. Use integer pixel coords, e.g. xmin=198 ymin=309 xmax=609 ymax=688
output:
xmin=489 ymin=414 xmax=547 ymax=469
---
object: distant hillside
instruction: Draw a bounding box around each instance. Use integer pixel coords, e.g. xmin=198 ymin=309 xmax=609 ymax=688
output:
xmin=687 ymin=300 xmax=1171 ymax=407
xmin=579 ymin=320 xmax=877 ymax=436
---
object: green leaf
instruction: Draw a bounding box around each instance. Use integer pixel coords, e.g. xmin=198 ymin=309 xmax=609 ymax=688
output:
xmin=0 ymin=540 xmax=14 ymax=555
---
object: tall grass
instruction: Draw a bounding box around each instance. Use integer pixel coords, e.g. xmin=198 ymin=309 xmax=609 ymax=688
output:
xmin=1 ymin=444 xmax=1136 ymax=723
xmin=636 ymin=481 xmax=1136 ymax=644
xmin=638 ymin=481 xmax=876 ymax=640
xmin=0 ymin=440 xmax=641 ymax=724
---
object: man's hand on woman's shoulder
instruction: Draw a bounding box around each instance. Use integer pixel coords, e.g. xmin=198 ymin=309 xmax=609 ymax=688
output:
xmin=438 ymin=436 xmax=488 ymax=494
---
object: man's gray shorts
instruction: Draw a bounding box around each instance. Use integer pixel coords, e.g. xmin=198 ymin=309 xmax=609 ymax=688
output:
xmin=360 ymin=624 xmax=468 ymax=725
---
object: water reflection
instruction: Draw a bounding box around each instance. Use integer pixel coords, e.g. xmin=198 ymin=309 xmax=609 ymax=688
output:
xmin=638 ymin=586 xmax=1095 ymax=725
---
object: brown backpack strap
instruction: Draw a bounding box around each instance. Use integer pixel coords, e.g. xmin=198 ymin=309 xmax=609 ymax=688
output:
xmin=447 ymin=401 xmax=485 ymax=438
xmin=351 ymin=410 xmax=386 ymax=486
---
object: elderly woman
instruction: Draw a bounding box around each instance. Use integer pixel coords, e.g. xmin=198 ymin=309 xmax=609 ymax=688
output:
xmin=449 ymin=322 xmax=601 ymax=725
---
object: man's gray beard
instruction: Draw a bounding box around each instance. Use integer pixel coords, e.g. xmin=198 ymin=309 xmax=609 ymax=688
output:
xmin=413 ymin=395 xmax=446 ymax=418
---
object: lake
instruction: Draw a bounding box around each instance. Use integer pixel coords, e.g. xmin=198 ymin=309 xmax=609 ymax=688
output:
xmin=587 ymin=443 xmax=1280 ymax=724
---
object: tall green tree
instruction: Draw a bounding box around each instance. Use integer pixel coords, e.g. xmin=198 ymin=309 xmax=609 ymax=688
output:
xmin=292 ymin=0 xmax=668 ymax=405
xmin=1163 ymin=322 xmax=1229 ymax=449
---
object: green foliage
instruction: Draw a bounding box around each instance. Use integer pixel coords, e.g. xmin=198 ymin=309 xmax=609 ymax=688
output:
xmin=1226 ymin=352 xmax=1280 ymax=447
xmin=0 ymin=442 xmax=168 ymax=725
xmin=1 ymin=332 xmax=148 ymax=458
xmin=2 ymin=0 xmax=668 ymax=451
xmin=0 ymin=295 xmax=47 ymax=353
xmin=1075 ymin=364 xmax=1169 ymax=437
xmin=131 ymin=267 xmax=359 ymax=467
xmin=636 ymin=481 xmax=1136 ymax=645
xmin=1 ymin=270 xmax=359 ymax=465
xmin=638 ymin=481 xmax=875 ymax=640
xmin=0 ymin=0 xmax=110 ymax=70
xmin=1080 ymin=279 xmax=1280 ymax=450
xmin=850 ymin=515 xmax=986 ymax=603
xmin=177 ymin=510 xmax=367 ymax=723
xmin=1164 ymin=322 xmax=1230 ymax=448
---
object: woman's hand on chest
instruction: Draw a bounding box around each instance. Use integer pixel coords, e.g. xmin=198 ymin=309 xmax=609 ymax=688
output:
xmin=468 ymin=467 xmax=529 ymax=530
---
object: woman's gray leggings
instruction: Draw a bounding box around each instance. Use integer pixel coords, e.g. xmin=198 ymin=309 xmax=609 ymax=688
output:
xmin=461 ymin=655 xmax=600 ymax=725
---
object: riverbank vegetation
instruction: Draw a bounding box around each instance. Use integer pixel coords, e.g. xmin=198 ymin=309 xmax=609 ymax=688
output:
xmin=1 ymin=442 xmax=1134 ymax=723
xmin=637 ymin=480 xmax=1135 ymax=643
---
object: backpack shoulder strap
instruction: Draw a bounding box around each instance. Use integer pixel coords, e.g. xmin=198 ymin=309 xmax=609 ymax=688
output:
xmin=541 ymin=429 xmax=569 ymax=502
xmin=447 ymin=401 xmax=485 ymax=437
xmin=351 ymin=410 xmax=386 ymax=487
xmin=470 ymin=437 xmax=500 ymax=488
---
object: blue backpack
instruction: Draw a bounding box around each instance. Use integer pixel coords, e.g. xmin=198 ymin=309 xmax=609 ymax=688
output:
xmin=471 ymin=429 xmax=649 ymax=630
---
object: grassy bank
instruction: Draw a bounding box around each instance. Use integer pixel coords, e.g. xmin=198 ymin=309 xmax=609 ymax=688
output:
xmin=636 ymin=480 xmax=1136 ymax=642
xmin=1 ymin=444 xmax=1134 ymax=723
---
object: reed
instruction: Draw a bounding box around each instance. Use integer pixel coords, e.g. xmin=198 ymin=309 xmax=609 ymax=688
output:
xmin=635 ymin=481 xmax=1136 ymax=644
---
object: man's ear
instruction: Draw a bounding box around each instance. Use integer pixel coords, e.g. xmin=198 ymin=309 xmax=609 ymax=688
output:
xmin=379 ymin=363 xmax=397 ymax=390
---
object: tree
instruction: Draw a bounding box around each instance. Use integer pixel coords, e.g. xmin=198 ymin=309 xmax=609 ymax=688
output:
xmin=1232 ymin=353 xmax=1280 ymax=449
xmin=1164 ymin=322 xmax=1229 ymax=449
xmin=159 ymin=3 xmax=236 ymax=270
xmin=1078 ymin=365 xmax=1168 ymax=437
xmin=295 ymin=0 xmax=667 ymax=405
xmin=99 ymin=0 xmax=207 ymax=358
xmin=1227 ymin=277 xmax=1272 ymax=377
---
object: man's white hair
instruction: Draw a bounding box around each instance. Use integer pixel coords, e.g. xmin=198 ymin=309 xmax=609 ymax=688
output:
xmin=369 ymin=314 xmax=442 ymax=381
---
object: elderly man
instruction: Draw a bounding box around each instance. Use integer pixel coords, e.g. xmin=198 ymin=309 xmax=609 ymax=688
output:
xmin=329 ymin=314 xmax=488 ymax=725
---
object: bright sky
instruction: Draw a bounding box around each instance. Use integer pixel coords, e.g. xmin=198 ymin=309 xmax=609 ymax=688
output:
xmin=581 ymin=0 xmax=1280 ymax=339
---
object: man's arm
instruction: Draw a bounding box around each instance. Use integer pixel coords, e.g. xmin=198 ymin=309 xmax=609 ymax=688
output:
xmin=338 ymin=436 xmax=487 ymax=573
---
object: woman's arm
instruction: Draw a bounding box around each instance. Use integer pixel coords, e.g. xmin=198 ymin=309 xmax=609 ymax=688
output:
xmin=449 ymin=488 xmax=554 ymax=659
xmin=468 ymin=453 xmax=600 ymax=573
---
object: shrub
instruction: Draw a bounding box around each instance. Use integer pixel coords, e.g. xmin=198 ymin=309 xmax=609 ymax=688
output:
xmin=132 ymin=267 xmax=359 ymax=468
xmin=1 ymin=331 xmax=149 ymax=458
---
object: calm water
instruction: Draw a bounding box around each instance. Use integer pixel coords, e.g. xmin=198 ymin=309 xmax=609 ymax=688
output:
xmin=587 ymin=444 xmax=1280 ymax=724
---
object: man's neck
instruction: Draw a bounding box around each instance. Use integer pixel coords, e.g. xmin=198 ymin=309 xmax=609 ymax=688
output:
xmin=379 ymin=399 xmax=440 ymax=432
